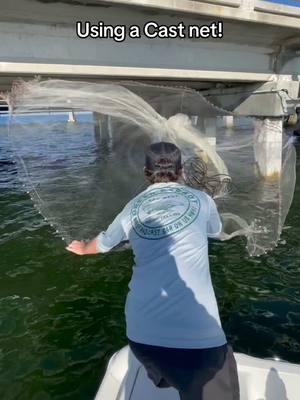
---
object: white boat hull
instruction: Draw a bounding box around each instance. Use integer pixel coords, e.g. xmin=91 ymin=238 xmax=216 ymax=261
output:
xmin=95 ymin=346 xmax=300 ymax=400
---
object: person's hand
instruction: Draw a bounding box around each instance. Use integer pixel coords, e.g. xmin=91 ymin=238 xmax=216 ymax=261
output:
xmin=66 ymin=240 xmax=87 ymax=255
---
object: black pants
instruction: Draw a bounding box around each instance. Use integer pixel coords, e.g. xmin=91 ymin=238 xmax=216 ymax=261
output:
xmin=128 ymin=339 xmax=240 ymax=400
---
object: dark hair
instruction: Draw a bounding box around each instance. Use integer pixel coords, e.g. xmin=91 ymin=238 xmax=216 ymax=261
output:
xmin=144 ymin=142 xmax=182 ymax=183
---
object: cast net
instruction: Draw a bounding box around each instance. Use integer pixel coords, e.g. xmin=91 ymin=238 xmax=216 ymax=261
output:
xmin=6 ymin=79 xmax=296 ymax=256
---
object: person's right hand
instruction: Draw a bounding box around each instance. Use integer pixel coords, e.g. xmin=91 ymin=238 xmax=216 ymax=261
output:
xmin=66 ymin=240 xmax=87 ymax=255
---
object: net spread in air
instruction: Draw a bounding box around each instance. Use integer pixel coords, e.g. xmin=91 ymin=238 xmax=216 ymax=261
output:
xmin=7 ymin=79 xmax=296 ymax=256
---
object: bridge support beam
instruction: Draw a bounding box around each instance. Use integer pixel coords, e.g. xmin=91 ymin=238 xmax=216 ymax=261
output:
xmin=202 ymin=81 xmax=300 ymax=117
xmin=93 ymin=112 xmax=103 ymax=149
xmin=93 ymin=113 xmax=113 ymax=151
xmin=68 ymin=111 xmax=76 ymax=123
xmin=223 ymin=116 xmax=234 ymax=128
xmin=203 ymin=118 xmax=217 ymax=147
xmin=254 ymin=118 xmax=283 ymax=180
xmin=191 ymin=115 xmax=216 ymax=146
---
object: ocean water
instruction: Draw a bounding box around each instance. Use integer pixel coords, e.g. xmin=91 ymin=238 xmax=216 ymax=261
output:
xmin=0 ymin=114 xmax=299 ymax=400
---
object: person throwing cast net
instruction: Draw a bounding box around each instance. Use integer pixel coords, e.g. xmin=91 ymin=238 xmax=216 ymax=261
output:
xmin=67 ymin=141 xmax=240 ymax=400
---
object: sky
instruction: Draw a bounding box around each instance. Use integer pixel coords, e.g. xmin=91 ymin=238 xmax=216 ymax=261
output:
xmin=265 ymin=0 xmax=300 ymax=6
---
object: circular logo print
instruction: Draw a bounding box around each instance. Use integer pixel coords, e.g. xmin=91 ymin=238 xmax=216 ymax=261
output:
xmin=131 ymin=186 xmax=200 ymax=239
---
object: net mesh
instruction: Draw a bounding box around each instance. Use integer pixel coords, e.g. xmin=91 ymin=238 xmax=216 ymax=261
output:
xmin=6 ymin=78 xmax=297 ymax=256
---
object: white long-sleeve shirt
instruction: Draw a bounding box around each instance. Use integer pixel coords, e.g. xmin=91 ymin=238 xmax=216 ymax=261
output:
xmin=96 ymin=182 xmax=226 ymax=349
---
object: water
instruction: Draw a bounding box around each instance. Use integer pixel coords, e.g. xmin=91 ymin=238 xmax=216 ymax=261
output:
xmin=0 ymin=115 xmax=300 ymax=400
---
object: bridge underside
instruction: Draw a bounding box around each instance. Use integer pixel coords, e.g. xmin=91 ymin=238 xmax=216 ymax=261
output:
xmin=0 ymin=0 xmax=299 ymax=116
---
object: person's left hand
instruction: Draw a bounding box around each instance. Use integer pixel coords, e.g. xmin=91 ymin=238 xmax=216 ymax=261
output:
xmin=66 ymin=240 xmax=86 ymax=255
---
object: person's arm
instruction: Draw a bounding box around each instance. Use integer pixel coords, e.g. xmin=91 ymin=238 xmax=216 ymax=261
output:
xmin=66 ymin=207 xmax=128 ymax=256
xmin=206 ymin=195 xmax=222 ymax=239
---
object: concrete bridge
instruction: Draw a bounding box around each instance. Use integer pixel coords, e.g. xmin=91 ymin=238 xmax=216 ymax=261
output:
xmin=0 ymin=0 xmax=300 ymax=179
xmin=0 ymin=0 xmax=299 ymax=114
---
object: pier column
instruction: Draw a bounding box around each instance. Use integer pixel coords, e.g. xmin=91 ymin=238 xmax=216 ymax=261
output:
xmin=223 ymin=115 xmax=234 ymax=128
xmin=68 ymin=110 xmax=76 ymax=123
xmin=294 ymin=108 xmax=300 ymax=135
xmin=93 ymin=113 xmax=113 ymax=151
xmin=190 ymin=115 xmax=206 ymax=132
xmin=254 ymin=117 xmax=283 ymax=179
xmin=107 ymin=115 xmax=113 ymax=145
xmin=93 ymin=112 xmax=103 ymax=149
xmin=190 ymin=115 xmax=199 ymax=127
xmin=203 ymin=117 xmax=216 ymax=147
xmin=191 ymin=115 xmax=216 ymax=162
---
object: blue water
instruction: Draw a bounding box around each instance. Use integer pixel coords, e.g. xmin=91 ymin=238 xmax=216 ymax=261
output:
xmin=0 ymin=112 xmax=93 ymax=126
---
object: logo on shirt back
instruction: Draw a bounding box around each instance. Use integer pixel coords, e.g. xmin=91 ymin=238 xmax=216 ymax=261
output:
xmin=131 ymin=186 xmax=200 ymax=239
